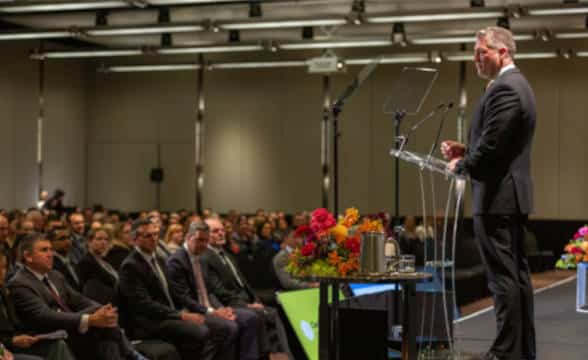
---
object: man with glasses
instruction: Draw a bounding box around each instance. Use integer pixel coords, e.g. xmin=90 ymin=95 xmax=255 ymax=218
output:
xmin=443 ymin=26 xmax=536 ymax=360
xmin=119 ymin=219 xmax=235 ymax=360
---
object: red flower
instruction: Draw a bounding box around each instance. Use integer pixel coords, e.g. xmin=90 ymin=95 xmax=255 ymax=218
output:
xmin=311 ymin=208 xmax=336 ymax=233
xmin=344 ymin=236 xmax=360 ymax=254
xmin=301 ymin=242 xmax=317 ymax=257
xmin=295 ymin=225 xmax=313 ymax=238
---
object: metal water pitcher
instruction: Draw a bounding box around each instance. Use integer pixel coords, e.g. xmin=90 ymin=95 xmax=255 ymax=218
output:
xmin=359 ymin=231 xmax=386 ymax=273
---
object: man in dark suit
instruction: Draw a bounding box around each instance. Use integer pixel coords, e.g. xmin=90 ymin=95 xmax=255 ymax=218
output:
xmin=167 ymin=221 xmax=260 ymax=360
xmin=0 ymin=251 xmax=73 ymax=360
xmin=47 ymin=228 xmax=81 ymax=291
xmin=203 ymin=218 xmax=291 ymax=360
xmin=443 ymin=26 xmax=536 ymax=360
xmin=119 ymin=219 xmax=236 ymax=360
xmin=7 ymin=233 xmax=146 ymax=360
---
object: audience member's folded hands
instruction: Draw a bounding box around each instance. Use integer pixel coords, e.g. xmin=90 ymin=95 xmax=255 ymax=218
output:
xmin=213 ymin=307 xmax=236 ymax=321
xmin=89 ymin=304 xmax=118 ymax=328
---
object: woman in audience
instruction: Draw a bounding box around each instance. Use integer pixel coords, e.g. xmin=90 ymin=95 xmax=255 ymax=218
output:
xmin=163 ymin=223 xmax=183 ymax=254
xmin=105 ymin=221 xmax=133 ymax=270
xmin=258 ymin=221 xmax=281 ymax=254
xmin=272 ymin=218 xmax=289 ymax=244
xmin=78 ymin=227 xmax=119 ymax=305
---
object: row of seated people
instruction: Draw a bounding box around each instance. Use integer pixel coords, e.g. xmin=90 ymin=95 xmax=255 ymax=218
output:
xmin=0 ymin=217 xmax=292 ymax=360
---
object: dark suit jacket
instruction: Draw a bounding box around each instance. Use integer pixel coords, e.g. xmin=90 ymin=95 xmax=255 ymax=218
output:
xmin=201 ymin=248 xmax=257 ymax=307
xmin=166 ymin=247 xmax=223 ymax=314
xmin=458 ymin=67 xmax=535 ymax=215
xmin=0 ymin=286 xmax=21 ymax=349
xmin=77 ymin=253 xmax=118 ymax=305
xmin=52 ymin=253 xmax=81 ymax=292
xmin=8 ymin=268 xmax=100 ymax=334
xmin=105 ymin=242 xmax=131 ymax=271
xmin=118 ymin=250 xmax=181 ymax=339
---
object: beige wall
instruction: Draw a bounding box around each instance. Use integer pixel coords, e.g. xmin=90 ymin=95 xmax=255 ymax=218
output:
xmin=0 ymin=43 xmax=86 ymax=210
xmin=1 ymin=43 xmax=586 ymax=219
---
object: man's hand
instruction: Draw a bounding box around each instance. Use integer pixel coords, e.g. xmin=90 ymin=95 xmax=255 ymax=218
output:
xmin=441 ymin=140 xmax=465 ymax=160
xmin=89 ymin=304 xmax=118 ymax=328
xmin=447 ymin=157 xmax=463 ymax=173
xmin=180 ymin=312 xmax=206 ymax=325
xmin=11 ymin=335 xmax=38 ymax=349
xmin=212 ymin=307 xmax=236 ymax=321
xmin=247 ymin=302 xmax=264 ymax=310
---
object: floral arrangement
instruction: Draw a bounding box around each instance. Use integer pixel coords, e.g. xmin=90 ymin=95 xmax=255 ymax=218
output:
xmin=286 ymin=207 xmax=384 ymax=277
xmin=556 ymin=225 xmax=588 ymax=269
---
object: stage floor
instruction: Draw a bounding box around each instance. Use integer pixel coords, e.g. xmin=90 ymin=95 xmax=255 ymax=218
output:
xmin=455 ymin=275 xmax=587 ymax=359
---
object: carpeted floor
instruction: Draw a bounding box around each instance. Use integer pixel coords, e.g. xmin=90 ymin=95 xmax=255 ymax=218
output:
xmin=455 ymin=270 xmax=587 ymax=360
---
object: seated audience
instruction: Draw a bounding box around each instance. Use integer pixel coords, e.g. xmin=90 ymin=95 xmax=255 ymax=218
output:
xmin=77 ymin=227 xmax=119 ymax=305
xmin=0 ymin=251 xmax=73 ymax=360
xmin=203 ymin=217 xmax=292 ymax=360
xmin=163 ymin=224 xmax=183 ymax=255
xmin=106 ymin=222 xmax=133 ymax=271
xmin=8 ymin=233 xmax=146 ymax=360
xmin=48 ymin=228 xmax=81 ymax=291
xmin=119 ymin=219 xmax=235 ymax=360
xmin=166 ymin=221 xmax=259 ymax=360
xmin=67 ymin=213 xmax=87 ymax=264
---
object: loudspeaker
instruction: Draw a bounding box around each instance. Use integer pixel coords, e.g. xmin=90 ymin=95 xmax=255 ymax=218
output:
xmin=150 ymin=168 xmax=164 ymax=183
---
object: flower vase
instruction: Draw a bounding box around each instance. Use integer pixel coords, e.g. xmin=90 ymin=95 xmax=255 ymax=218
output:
xmin=359 ymin=231 xmax=386 ymax=274
xmin=577 ymin=262 xmax=588 ymax=313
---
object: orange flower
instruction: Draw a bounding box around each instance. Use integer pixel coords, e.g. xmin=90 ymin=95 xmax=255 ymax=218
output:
xmin=341 ymin=208 xmax=359 ymax=228
xmin=576 ymin=254 xmax=583 ymax=263
xmin=328 ymin=251 xmax=341 ymax=266
xmin=358 ymin=218 xmax=384 ymax=233
xmin=583 ymin=254 xmax=588 ymax=263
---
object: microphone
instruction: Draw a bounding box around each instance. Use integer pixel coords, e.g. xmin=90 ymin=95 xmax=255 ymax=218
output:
xmin=427 ymin=101 xmax=455 ymax=160
xmin=397 ymin=102 xmax=453 ymax=152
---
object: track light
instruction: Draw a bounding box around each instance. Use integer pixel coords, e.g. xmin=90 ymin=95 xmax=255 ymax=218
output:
xmin=249 ymin=1 xmax=262 ymax=18
xmin=429 ymin=51 xmax=442 ymax=64
xmin=347 ymin=0 xmax=365 ymax=25
xmin=228 ymin=30 xmax=240 ymax=43
xmin=535 ymin=29 xmax=552 ymax=42
xmin=497 ymin=17 xmax=510 ymax=29
xmin=470 ymin=0 xmax=485 ymax=7
xmin=302 ymin=26 xmax=314 ymax=40
xmin=95 ymin=10 xmax=108 ymax=26
xmin=391 ymin=23 xmax=407 ymax=47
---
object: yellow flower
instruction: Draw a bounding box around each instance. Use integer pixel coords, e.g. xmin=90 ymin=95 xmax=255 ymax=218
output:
xmin=331 ymin=224 xmax=348 ymax=244
xmin=341 ymin=208 xmax=359 ymax=228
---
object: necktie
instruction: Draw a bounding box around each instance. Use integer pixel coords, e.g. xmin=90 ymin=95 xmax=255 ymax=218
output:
xmin=192 ymin=258 xmax=210 ymax=308
xmin=150 ymin=258 xmax=175 ymax=308
xmin=218 ymin=251 xmax=244 ymax=288
xmin=42 ymin=277 xmax=71 ymax=312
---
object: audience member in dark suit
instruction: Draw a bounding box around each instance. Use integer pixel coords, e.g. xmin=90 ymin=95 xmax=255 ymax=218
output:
xmin=47 ymin=228 xmax=81 ymax=291
xmin=167 ymin=221 xmax=259 ymax=360
xmin=0 ymin=251 xmax=73 ymax=360
xmin=77 ymin=227 xmax=120 ymax=305
xmin=7 ymin=233 xmax=146 ymax=360
xmin=119 ymin=219 xmax=235 ymax=360
xmin=67 ymin=213 xmax=87 ymax=265
xmin=204 ymin=217 xmax=291 ymax=360
xmin=443 ymin=26 xmax=536 ymax=360
xmin=106 ymin=221 xmax=134 ymax=271
xmin=272 ymin=230 xmax=318 ymax=291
